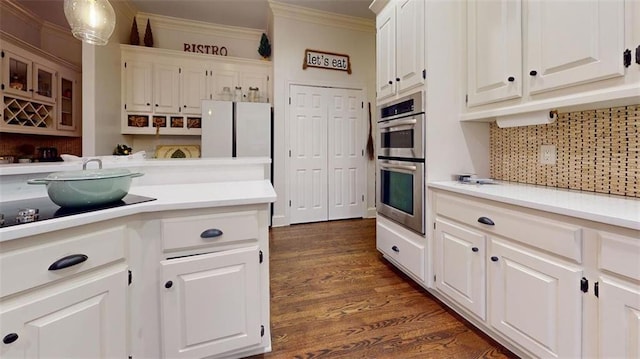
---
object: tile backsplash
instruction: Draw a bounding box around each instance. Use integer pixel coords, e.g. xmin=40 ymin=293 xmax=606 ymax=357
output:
xmin=0 ymin=133 xmax=82 ymax=161
xmin=490 ymin=104 xmax=639 ymax=198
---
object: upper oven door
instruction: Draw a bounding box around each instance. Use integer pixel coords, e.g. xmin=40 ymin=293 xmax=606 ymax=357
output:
xmin=378 ymin=114 xmax=424 ymax=159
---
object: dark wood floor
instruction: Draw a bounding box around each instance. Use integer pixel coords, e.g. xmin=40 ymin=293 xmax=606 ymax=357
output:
xmin=249 ymin=218 xmax=517 ymax=359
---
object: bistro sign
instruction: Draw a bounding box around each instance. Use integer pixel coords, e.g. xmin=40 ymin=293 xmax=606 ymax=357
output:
xmin=184 ymin=43 xmax=228 ymax=56
xmin=303 ymin=49 xmax=351 ymax=74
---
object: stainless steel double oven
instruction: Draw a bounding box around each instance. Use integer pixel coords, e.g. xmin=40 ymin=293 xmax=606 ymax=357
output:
xmin=376 ymin=92 xmax=425 ymax=234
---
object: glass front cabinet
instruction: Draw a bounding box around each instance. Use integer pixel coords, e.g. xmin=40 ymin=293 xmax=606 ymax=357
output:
xmin=1 ymin=39 xmax=81 ymax=136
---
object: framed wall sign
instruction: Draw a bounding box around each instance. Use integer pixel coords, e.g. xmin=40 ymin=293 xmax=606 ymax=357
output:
xmin=303 ymin=49 xmax=351 ymax=74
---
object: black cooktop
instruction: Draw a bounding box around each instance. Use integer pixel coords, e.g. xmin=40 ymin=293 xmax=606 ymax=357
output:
xmin=0 ymin=194 xmax=156 ymax=228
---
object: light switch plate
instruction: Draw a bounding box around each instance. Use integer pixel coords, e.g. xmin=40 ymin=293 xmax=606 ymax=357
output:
xmin=540 ymin=144 xmax=556 ymax=165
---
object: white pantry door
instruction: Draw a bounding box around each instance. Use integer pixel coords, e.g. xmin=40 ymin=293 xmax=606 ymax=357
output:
xmin=289 ymin=85 xmax=365 ymax=224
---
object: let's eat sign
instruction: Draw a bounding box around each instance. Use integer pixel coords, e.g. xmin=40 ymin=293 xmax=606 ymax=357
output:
xmin=303 ymin=49 xmax=352 ymax=74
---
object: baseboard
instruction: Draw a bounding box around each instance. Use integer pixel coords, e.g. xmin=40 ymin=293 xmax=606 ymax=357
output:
xmin=271 ymin=214 xmax=288 ymax=227
xmin=366 ymin=207 xmax=377 ymax=218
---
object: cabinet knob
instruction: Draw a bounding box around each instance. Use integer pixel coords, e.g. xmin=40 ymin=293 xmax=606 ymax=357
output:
xmin=507 ymin=76 xmax=515 ymax=82
xmin=388 ymin=80 xmax=393 ymax=85
xmin=165 ymin=280 xmax=173 ymax=289
xmin=477 ymin=217 xmax=495 ymax=226
xmin=391 ymin=245 xmax=400 ymax=253
xmin=529 ymin=70 xmax=538 ymax=76
xmin=146 ymin=103 xmax=150 ymax=106
xmin=491 ymin=256 xmax=499 ymax=262
xmin=155 ymin=104 xmax=158 ymax=107
xmin=472 ymin=247 xmax=479 ymax=252
xmin=3 ymin=333 xmax=18 ymax=344
xmin=183 ymin=105 xmax=187 ymax=108
xmin=395 ymin=77 xmax=400 ymax=82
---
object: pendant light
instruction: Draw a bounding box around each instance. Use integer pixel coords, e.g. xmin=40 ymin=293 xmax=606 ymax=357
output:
xmin=63 ymin=0 xmax=116 ymax=46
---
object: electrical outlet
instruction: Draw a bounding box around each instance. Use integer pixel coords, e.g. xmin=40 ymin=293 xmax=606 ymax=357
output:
xmin=540 ymin=144 xmax=556 ymax=165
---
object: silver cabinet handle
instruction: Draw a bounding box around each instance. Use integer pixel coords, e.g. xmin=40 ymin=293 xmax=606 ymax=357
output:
xmin=379 ymin=163 xmax=417 ymax=172
xmin=378 ymin=118 xmax=417 ymax=129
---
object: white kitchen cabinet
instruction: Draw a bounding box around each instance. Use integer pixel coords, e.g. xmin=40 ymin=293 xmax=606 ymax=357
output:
xmin=181 ymin=63 xmax=208 ymax=115
xmin=595 ymin=228 xmax=640 ymax=358
xmin=488 ymin=238 xmax=582 ymax=358
xmin=0 ymin=220 xmax=129 ymax=359
xmin=160 ymin=246 xmax=262 ymax=359
xmin=434 ymin=217 xmax=486 ymax=320
xmin=121 ymin=45 xmax=271 ymax=135
xmin=526 ymin=0 xmax=624 ymax=94
xmin=153 ymin=63 xmax=181 ymax=114
xmin=377 ymin=215 xmax=425 ymax=282
xmin=0 ymin=266 xmax=128 ymax=359
xmin=466 ymin=0 xmax=521 ymax=106
xmin=123 ymin=59 xmax=153 ymax=113
xmin=374 ymin=0 xmax=424 ymax=101
xmin=1 ymin=37 xmax=81 ymax=136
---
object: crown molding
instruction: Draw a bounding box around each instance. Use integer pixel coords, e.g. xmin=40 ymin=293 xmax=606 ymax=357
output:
xmin=136 ymin=12 xmax=264 ymax=42
xmin=120 ymin=44 xmax=272 ymax=68
xmin=41 ymin=21 xmax=76 ymax=42
xmin=114 ymin=0 xmax=138 ymax=22
xmin=269 ymin=1 xmax=375 ymax=33
xmin=0 ymin=0 xmax=44 ymax=29
xmin=368 ymin=0 xmax=391 ymax=15
xmin=0 ymin=31 xmax=81 ymax=72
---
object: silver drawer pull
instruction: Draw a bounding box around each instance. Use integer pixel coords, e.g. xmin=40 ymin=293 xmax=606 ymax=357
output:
xmin=380 ymin=163 xmax=417 ymax=172
xmin=200 ymin=228 xmax=223 ymax=239
xmin=379 ymin=118 xmax=417 ymax=129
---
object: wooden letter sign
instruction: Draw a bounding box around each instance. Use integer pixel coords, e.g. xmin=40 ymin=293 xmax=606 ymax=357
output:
xmin=303 ymin=49 xmax=352 ymax=74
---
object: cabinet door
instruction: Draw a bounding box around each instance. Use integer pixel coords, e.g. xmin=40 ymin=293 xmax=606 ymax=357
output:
xmin=2 ymin=50 xmax=32 ymax=98
xmin=489 ymin=238 xmax=582 ymax=358
xmin=376 ymin=4 xmax=396 ymax=100
xmin=153 ymin=64 xmax=181 ymax=114
xmin=210 ymin=69 xmax=239 ymax=100
xmin=124 ymin=60 xmax=152 ymax=112
xmin=58 ymin=69 xmax=78 ymax=132
xmin=239 ymin=70 xmax=268 ymax=103
xmin=32 ymin=62 xmax=56 ymax=104
xmin=526 ymin=0 xmax=624 ymax=94
xmin=434 ymin=218 xmax=486 ymax=320
xmin=0 ymin=266 xmax=127 ymax=359
xmin=598 ymin=276 xmax=640 ymax=358
xmin=181 ymin=64 xmax=208 ymax=115
xmin=396 ymin=0 xmax=424 ymax=94
xmin=467 ymin=0 xmax=521 ymax=106
xmin=160 ymin=246 xmax=262 ymax=359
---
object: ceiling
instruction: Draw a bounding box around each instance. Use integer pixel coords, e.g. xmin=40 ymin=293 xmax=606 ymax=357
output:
xmin=15 ymin=0 xmax=374 ymax=31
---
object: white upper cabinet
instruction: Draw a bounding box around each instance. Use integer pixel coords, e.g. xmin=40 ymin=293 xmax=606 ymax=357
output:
xmin=525 ymin=0 xmax=625 ymax=94
xmin=467 ymin=0 xmax=522 ymax=106
xmin=180 ymin=63 xmax=208 ymax=115
xmin=123 ymin=59 xmax=152 ymax=113
xmin=464 ymin=0 xmax=634 ymax=120
xmin=152 ymin=63 xmax=181 ymax=114
xmin=375 ymin=0 xmax=424 ymax=101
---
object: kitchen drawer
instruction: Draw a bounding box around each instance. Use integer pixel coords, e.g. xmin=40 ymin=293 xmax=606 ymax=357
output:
xmin=162 ymin=210 xmax=259 ymax=252
xmin=434 ymin=192 xmax=583 ymax=263
xmin=0 ymin=225 xmax=126 ymax=298
xmin=598 ymin=230 xmax=640 ymax=281
xmin=377 ymin=217 xmax=425 ymax=281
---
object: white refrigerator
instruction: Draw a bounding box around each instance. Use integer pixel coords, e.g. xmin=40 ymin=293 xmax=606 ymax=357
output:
xmin=201 ymin=100 xmax=271 ymax=158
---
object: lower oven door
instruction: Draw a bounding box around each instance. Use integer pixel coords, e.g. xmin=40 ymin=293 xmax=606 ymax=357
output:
xmin=377 ymin=158 xmax=424 ymax=234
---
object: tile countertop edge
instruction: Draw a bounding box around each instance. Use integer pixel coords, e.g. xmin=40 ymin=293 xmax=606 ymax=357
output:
xmin=0 ymin=180 xmax=277 ymax=243
xmin=428 ymin=181 xmax=640 ymax=231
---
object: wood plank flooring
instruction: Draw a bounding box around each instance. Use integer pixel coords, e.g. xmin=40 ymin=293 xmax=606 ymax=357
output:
xmin=249 ymin=218 xmax=517 ymax=359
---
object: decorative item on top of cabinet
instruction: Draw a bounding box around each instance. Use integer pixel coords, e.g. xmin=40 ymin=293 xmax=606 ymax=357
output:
xmin=258 ymin=33 xmax=271 ymax=59
xmin=374 ymin=0 xmax=425 ymax=101
xmin=144 ymin=19 xmax=154 ymax=47
xmin=130 ymin=17 xmax=140 ymax=45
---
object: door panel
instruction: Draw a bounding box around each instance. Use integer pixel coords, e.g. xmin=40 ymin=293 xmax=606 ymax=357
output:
xmin=290 ymin=86 xmax=328 ymax=224
xmin=328 ymin=89 xmax=363 ymax=220
xmin=599 ymin=276 xmax=640 ymax=358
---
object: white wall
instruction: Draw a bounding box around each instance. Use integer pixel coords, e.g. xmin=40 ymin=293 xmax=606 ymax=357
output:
xmin=82 ymin=1 xmax=136 ymax=156
xmin=270 ymin=2 xmax=376 ymax=226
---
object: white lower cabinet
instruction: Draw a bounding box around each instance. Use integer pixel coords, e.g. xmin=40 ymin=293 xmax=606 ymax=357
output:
xmin=377 ymin=215 xmax=425 ymax=282
xmin=434 ymin=217 xmax=486 ymax=320
xmin=160 ymin=246 xmax=262 ymax=359
xmin=488 ymin=238 xmax=582 ymax=358
xmin=598 ymin=276 xmax=640 ymax=358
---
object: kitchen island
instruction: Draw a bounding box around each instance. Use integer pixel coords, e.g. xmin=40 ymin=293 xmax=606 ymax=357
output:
xmin=0 ymin=158 xmax=276 ymax=359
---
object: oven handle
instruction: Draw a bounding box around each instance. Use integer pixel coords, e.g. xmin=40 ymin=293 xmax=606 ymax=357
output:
xmin=379 ymin=163 xmax=417 ymax=172
xmin=378 ymin=118 xmax=417 ymax=129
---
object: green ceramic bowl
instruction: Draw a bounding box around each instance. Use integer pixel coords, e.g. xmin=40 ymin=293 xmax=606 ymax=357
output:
xmin=28 ymin=169 xmax=144 ymax=207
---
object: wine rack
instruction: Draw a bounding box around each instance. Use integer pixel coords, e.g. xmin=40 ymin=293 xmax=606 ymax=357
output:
xmin=3 ymin=96 xmax=54 ymax=129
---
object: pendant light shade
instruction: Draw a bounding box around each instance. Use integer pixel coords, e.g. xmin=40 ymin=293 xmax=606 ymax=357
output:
xmin=64 ymin=0 xmax=116 ymax=46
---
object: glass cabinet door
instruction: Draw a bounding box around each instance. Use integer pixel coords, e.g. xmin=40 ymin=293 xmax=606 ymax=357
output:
xmin=58 ymin=72 xmax=77 ymax=131
xmin=4 ymin=52 xmax=31 ymax=97
xmin=33 ymin=63 xmax=56 ymax=103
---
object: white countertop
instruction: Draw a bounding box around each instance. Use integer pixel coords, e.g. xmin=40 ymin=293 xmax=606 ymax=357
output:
xmin=0 ymin=180 xmax=276 ymax=242
xmin=429 ymin=181 xmax=640 ymax=230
